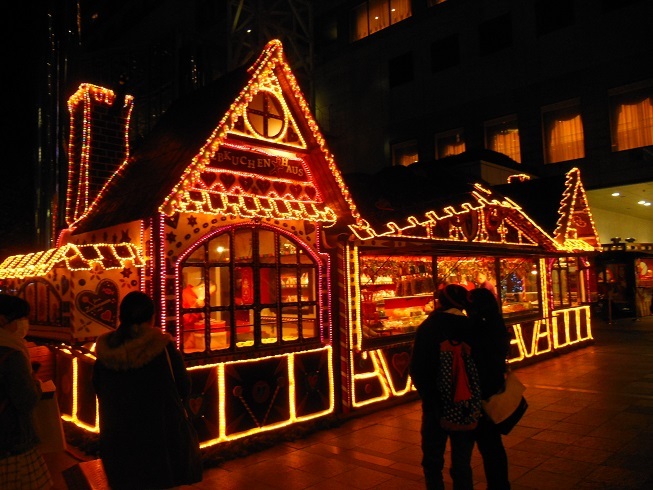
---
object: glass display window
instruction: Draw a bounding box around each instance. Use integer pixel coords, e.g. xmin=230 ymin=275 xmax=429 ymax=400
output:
xmin=499 ymin=257 xmax=541 ymax=318
xmin=436 ymin=256 xmax=494 ymax=294
xmin=359 ymin=255 xmax=434 ymax=341
xmin=179 ymin=225 xmax=320 ymax=354
xmin=437 ymin=255 xmax=542 ymax=319
xmin=550 ymin=256 xmax=585 ymax=308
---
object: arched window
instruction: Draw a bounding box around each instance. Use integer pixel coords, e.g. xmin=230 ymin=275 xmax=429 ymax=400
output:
xmin=179 ymin=225 xmax=321 ymax=354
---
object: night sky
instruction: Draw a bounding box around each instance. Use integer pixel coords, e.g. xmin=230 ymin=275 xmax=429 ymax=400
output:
xmin=0 ymin=5 xmax=46 ymax=259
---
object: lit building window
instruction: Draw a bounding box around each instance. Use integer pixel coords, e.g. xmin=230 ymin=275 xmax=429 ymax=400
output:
xmin=435 ymin=129 xmax=465 ymax=159
xmin=428 ymin=0 xmax=448 ymax=6
xmin=392 ymin=140 xmax=418 ymax=166
xmin=542 ymin=101 xmax=585 ymax=164
xmin=610 ymin=86 xmax=653 ymax=151
xmin=351 ymin=0 xmax=412 ymax=42
xmin=485 ymin=116 xmax=521 ymax=163
xmin=180 ymin=225 xmax=320 ymax=354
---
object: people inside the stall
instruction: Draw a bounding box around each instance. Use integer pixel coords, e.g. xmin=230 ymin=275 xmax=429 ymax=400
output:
xmin=182 ymin=282 xmax=204 ymax=328
xmin=182 ymin=281 xmax=216 ymax=329
xmin=467 ymin=288 xmax=512 ymax=490
xmin=476 ymin=271 xmax=498 ymax=298
xmin=93 ymin=291 xmax=203 ymax=489
xmin=410 ymin=284 xmax=475 ymax=490
xmin=460 ymin=275 xmax=476 ymax=291
xmin=0 ymin=294 xmax=53 ymax=490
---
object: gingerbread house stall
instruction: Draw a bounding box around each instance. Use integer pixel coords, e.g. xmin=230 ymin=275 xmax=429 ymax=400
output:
xmin=0 ymin=40 xmax=601 ymax=447
xmin=0 ymin=40 xmax=359 ymax=445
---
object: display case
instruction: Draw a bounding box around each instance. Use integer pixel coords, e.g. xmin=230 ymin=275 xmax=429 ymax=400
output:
xmin=499 ymin=257 xmax=541 ymax=319
xmin=359 ymin=255 xmax=434 ymax=340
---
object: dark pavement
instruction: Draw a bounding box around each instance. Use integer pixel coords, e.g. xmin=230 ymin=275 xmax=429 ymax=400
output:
xmin=49 ymin=315 xmax=653 ymax=489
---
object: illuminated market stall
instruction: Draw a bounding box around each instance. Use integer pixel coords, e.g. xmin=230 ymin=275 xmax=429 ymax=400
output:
xmin=0 ymin=40 xmax=601 ymax=446
xmin=0 ymin=40 xmax=357 ymax=446
xmin=335 ymin=164 xmax=600 ymax=411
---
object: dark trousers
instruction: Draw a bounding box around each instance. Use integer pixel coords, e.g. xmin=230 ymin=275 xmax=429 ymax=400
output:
xmin=474 ymin=415 xmax=510 ymax=489
xmin=420 ymin=410 xmax=475 ymax=490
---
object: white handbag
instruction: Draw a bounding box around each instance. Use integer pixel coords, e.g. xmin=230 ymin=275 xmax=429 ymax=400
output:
xmin=482 ymin=371 xmax=526 ymax=424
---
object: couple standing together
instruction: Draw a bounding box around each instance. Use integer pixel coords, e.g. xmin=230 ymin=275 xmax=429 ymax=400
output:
xmin=410 ymin=284 xmax=511 ymax=490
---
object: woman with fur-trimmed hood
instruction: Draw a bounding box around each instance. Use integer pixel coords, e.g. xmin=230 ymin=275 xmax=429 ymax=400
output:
xmin=92 ymin=291 xmax=202 ymax=489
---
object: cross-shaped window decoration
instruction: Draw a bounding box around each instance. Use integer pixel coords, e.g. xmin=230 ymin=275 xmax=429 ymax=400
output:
xmin=246 ymin=91 xmax=286 ymax=139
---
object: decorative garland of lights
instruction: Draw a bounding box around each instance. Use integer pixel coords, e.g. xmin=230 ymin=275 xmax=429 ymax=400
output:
xmin=551 ymin=306 xmax=593 ymax=348
xmin=172 ymin=189 xmax=336 ymax=224
xmin=348 ymin=179 xmax=596 ymax=254
xmin=553 ymin=168 xmax=601 ymax=251
xmin=188 ymin=346 xmax=334 ymax=447
xmin=352 ymin=350 xmax=391 ymax=409
xmin=346 ymin=244 xmax=397 ymax=408
xmin=158 ymin=213 xmax=170 ymax=346
xmin=350 ymin=197 xmax=549 ymax=249
xmin=60 ymin=351 xmax=100 ymax=433
xmin=141 ymin=218 xmax=152 ymax=295
xmin=65 ymin=84 xmax=134 ymax=229
xmin=507 ymin=174 xmax=532 ymax=183
xmin=0 ymin=243 xmax=144 ymax=279
xmin=375 ymin=350 xmax=414 ymax=397
xmin=63 ymin=344 xmax=334 ymax=444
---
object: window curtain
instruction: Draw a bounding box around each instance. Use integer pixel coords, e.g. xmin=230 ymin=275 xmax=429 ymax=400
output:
xmin=369 ymin=0 xmax=390 ymax=34
xmin=397 ymin=150 xmax=418 ymax=166
xmin=488 ymin=127 xmax=521 ymax=163
xmin=546 ymin=112 xmax=585 ymax=163
xmin=392 ymin=141 xmax=418 ymax=166
xmin=615 ymin=96 xmax=653 ymax=151
xmin=391 ymin=0 xmax=412 ymax=24
xmin=437 ymin=133 xmax=465 ymax=158
xmin=351 ymin=3 xmax=369 ymax=41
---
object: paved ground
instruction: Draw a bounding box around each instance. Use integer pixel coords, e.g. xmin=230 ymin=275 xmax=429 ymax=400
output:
xmin=49 ymin=315 xmax=653 ymax=489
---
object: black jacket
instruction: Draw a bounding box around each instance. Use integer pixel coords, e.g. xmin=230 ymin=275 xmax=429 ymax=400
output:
xmin=409 ymin=309 xmax=474 ymax=412
xmin=468 ymin=314 xmax=510 ymax=400
xmin=0 ymin=347 xmax=40 ymax=456
xmin=92 ymin=326 xmax=200 ymax=489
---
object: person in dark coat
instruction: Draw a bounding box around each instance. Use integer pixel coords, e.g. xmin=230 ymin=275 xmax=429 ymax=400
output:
xmin=410 ymin=284 xmax=475 ymax=490
xmin=92 ymin=291 xmax=202 ymax=489
xmin=0 ymin=294 xmax=53 ymax=490
xmin=467 ymin=287 xmax=511 ymax=490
